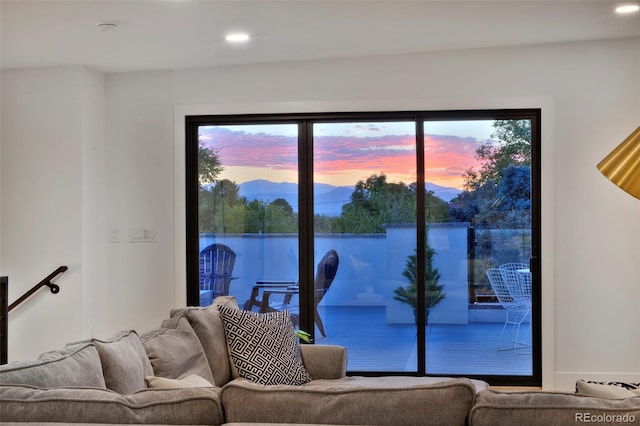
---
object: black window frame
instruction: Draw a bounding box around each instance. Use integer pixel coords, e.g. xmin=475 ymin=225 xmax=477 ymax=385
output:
xmin=185 ymin=108 xmax=541 ymax=386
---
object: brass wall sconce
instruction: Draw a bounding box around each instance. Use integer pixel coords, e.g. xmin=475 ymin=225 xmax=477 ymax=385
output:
xmin=597 ymin=126 xmax=640 ymax=200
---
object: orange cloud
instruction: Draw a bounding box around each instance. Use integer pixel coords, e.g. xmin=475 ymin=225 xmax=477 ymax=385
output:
xmin=200 ymin=127 xmax=484 ymax=190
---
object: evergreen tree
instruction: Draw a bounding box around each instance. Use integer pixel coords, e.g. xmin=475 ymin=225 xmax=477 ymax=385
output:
xmin=393 ymin=230 xmax=445 ymax=311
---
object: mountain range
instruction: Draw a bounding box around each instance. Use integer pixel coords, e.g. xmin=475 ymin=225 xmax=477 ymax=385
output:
xmin=238 ymin=179 xmax=461 ymax=217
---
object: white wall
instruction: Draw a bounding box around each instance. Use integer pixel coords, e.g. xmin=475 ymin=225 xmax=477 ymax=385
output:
xmin=1 ymin=67 xmax=87 ymax=358
xmin=104 ymin=71 xmax=176 ymax=334
xmin=1 ymin=37 xmax=639 ymax=390
xmin=80 ymin=67 xmax=109 ymax=339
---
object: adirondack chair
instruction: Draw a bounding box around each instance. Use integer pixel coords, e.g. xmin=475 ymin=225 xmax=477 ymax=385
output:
xmin=199 ymin=243 xmax=237 ymax=305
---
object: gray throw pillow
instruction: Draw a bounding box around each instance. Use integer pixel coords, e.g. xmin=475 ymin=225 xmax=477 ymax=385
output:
xmin=141 ymin=315 xmax=215 ymax=385
xmin=170 ymin=296 xmax=239 ymax=387
xmin=0 ymin=343 xmax=105 ymax=388
xmin=94 ymin=330 xmax=153 ymax=394
xmin=218 ymin=306 xmax=312 ymax=386
xmin=145 ymin=374 xmax=213 ymax=389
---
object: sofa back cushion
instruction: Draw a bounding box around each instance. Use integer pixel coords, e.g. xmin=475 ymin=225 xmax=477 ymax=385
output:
xmin=469 ymin=389 xmax=640 ymax=426
xmin=222 ymin=376 xmax=481 ymax=425
xmin=298 ymin=344 xmax=347 ymax=379
xmin=171 ymin=296 xmax=238 ymax=387
xmin=0 ymin=384 xmax=223 ymax=425
xmin=0 ymin=343 xmax=105 ymax=388
xmin=141 ymin=315 xmax=215 ymax=385
xmin=93 ymin=330 xmax=154 ymax=394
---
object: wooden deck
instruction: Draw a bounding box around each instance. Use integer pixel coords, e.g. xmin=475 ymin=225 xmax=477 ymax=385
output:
xmin=316 ymin=305 xmax=532 ymax=376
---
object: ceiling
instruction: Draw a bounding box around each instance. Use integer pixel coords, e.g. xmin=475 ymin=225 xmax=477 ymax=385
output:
xmin=2 ymin=0 xmax=639 ymax=73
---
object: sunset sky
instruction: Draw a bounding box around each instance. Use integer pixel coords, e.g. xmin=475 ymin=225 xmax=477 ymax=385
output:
xmin=199 ymin=121 xmax=496 ymax=190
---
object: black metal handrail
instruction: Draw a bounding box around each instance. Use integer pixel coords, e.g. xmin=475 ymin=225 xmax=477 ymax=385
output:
xmin=8 ymin=266 xmax=68 ymax=312
xmin=1 ymin=276 xmax=7 ymax=364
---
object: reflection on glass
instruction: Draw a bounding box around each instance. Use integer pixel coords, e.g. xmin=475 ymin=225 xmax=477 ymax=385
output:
xmin=423 ymin=119 xmax=533 ymax=376
xmin=193 ymin=117 xmax=535 ymax=378
xmin=197 ymin=124 xmax=299 ymax=308
xmin=313 ymin=121 xmax=418 ymax=371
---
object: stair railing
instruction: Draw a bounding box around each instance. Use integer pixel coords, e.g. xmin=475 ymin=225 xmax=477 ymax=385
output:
xmin=1 ymin=266 xmax=68 ymax=364
xmin=8 ymin=266 xmax=68 ymax=312
xmin=1 ymin=276 xmax=7 ymax=365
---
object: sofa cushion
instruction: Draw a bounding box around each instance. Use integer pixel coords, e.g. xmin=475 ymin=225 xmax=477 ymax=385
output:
xmin=469 ymin=389 xmax=640 ymax=426
xmin=145 ymin=374 xmax=214 ymax=389
xmin=218 ymin=306 xmax=312 ymax=386
xmin=141 ymin=315 xmax=215 ymax=385
xmin=298 ymin=344 xmax=347 ymax=380
xmin=93 ymin=330 xmax=154 ymax=394
xmin=0 ymin=384 xmax=223 ymax=425
xmin=170 ymin=296 xmax=239 ymax=387
xmin=576 ymin=380 xmax=640 ymax=399
xmin=222 ymin=376 xmax=482 ymax=425
xmin=0 ymin=342 xmax=105 ymax=388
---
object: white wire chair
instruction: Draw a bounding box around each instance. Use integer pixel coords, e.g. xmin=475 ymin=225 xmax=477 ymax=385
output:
xmin=486 ymin=268 xmax=531 ymax=351
xmin=498 ymin=263 xmax=531 ymax=306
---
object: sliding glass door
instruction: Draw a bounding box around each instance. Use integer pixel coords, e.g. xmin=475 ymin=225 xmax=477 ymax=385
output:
xmin=185 ymin=110 xmax=540 ymax=386
xmin=312 ymin=121 xmax=418 ymax=371
xmin=423 ymin=119 xmax=534 ymax=377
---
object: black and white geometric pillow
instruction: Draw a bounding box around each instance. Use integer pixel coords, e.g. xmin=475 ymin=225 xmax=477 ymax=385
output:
xmin=585 ymin=380 xmax=640 ymax=390
xmin=218 ymin=306 xmax=312 ymax=386
xmin=576 ymin=380 xmax=640 ymax=392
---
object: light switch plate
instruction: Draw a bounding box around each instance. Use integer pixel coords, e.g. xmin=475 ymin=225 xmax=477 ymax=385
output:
xmin=109 ymin=226 xmax=120 ymax=243
xmin=129 ymin=225 xmax=157 ymax=243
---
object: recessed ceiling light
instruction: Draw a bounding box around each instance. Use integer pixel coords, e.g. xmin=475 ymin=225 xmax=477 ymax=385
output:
xmin=96 ymin=22 xmax=118 ymax=32
xmin=615 ymin=4 xmax=640 ymax=13
xmin=225 ymin=33 xmax=250 ymax=43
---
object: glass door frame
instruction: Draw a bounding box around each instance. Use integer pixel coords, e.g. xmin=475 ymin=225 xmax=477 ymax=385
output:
xmin=185 ymin=109 xmax=541 ymax=386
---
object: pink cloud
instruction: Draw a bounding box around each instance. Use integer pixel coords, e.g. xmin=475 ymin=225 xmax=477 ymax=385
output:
xmin=199 ymin=127 xmax=483 ymax=189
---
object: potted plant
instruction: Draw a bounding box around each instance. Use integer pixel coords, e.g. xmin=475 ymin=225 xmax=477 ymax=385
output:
xmin=393 ymin=237 xmax=445 ymax=326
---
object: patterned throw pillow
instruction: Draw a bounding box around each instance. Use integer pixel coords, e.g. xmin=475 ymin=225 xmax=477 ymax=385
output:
xmin=576 ymin=380 xmax=640 ymax=399
xmin=218 ymin=306 xmax=312 ymax=386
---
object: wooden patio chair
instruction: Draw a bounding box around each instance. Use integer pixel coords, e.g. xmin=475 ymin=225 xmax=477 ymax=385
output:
xmin=199 ymin=243 xmax=237 ymax=305
xmin=243 ymin=249 xmax=339 ymax=337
